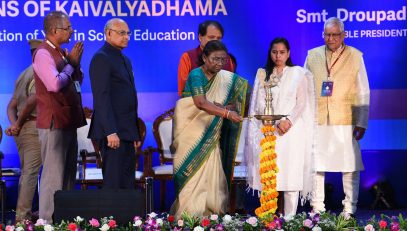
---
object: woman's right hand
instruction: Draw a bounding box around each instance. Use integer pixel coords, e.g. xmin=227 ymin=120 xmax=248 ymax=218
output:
xmin=227 ymin=111 xmax=243 ymax=123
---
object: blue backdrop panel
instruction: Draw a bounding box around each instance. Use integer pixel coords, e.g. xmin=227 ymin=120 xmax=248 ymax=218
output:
xmin=0 ymin=1 xmax=406 ymax=204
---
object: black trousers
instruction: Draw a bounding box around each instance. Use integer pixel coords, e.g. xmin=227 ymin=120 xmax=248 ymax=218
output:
xmin=99 ymin=139 xmax=136 ymax=189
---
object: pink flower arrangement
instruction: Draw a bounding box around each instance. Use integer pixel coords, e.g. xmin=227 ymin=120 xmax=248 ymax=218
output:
xmin=303 ymin=218 xmax=313 ymax=228
xmin=89 ymin=218 xmax=100 ymax=227
xmin=365 ymin=224 xmax=375 ymax=231
xmin=3 ymin=212 xmax=406 ymax=231
xmin=247 ymin=216 xmax=258 ymax=226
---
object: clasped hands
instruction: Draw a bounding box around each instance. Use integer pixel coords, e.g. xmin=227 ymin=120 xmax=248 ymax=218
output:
xmin=65 ymin=41 xmax=84 ymax=67
xmin=5 ymin=123 xmax=21 ymax=136
xmin=276 ymin=119 xmax=292 ymax=136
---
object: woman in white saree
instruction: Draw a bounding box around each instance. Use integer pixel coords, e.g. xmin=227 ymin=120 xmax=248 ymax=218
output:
xmin=244 ymin=37 xmax=315 ymax=217
xmin=170 ymin=40 xmax=248 ymax=218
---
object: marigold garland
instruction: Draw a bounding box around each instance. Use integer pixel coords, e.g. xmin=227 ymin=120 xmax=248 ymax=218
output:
xmin=255 ymin=124 xmax=279 ymax=220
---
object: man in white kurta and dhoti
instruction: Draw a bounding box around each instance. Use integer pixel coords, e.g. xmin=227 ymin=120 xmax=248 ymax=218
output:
xmin=305 ymin=17 xmax=370 ymax=217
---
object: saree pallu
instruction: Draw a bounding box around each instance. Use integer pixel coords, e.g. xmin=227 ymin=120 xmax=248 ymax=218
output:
xmin=170 ymin=70 xmax=247 ymax=218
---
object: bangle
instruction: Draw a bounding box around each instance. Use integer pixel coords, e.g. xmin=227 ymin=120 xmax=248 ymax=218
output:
xmin=221 ymin=108 xmax=227 ymax=118
xmin=226 ymin=110 xmax=230 ymax=119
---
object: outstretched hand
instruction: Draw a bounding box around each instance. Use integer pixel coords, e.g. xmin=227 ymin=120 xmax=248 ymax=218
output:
xmin=227 ymin=111 xmax=243 ymax=123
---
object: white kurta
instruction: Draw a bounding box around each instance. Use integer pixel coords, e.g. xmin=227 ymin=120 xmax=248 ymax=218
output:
xmin=244 ymin=66 xmax=315 ymax=200
xmin=308 ymin=52 xmax=370 ymax=172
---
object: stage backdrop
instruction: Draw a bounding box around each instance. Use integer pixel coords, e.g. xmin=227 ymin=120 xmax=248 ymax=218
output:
xmin=1 ymin=0 xmax=407 ymax=205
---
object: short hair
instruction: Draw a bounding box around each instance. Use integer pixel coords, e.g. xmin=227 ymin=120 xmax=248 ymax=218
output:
xmin=43 ymin=11 xmax=68 ymax=34
xmin=104 ymin=18 xmax=126 ymax=34
xmin=198 ymin=20 xmax=224 ymax=37
xmin=324 ymin=17 xmax=344 ymax=32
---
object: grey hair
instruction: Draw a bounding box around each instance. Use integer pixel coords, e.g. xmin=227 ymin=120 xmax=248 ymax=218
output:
xmin=104 ymin=18 xmax=125 ymax=33
xmin=324 ymin=17 xmax=344 ymax=32
xmin=44 ymin=11 xmax=69 ymax=34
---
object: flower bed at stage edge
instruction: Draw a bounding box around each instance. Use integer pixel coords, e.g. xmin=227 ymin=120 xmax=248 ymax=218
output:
xmin=3 ymin=211 xmax=407 ymax=231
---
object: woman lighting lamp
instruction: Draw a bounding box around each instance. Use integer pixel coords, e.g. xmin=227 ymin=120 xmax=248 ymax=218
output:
xmin=170 ymin=40 xmax=248 ymax=218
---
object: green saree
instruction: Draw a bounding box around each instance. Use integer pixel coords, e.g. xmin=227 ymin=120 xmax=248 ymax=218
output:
xmin=170 ymin=68 xmax=247 ymax=217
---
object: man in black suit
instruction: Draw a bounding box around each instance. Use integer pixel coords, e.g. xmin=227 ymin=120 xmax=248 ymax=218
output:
xmin=88 ymin=18 xmax=140 ymax=189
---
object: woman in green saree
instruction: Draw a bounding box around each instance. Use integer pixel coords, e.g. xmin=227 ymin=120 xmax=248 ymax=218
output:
xmin=170 ymin=40 xmax=247 ymax=218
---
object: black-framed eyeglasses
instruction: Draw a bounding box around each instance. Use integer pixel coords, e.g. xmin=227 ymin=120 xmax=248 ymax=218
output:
xmin=323 ymin=32 xmax=343 ymax=39
xmin=209 ymin=56 xmax=228 ymax=65
xmin=110 ymin=29 xmax=132 ymax=36
xmin=57 ymin=26 xmax=72 ymax=31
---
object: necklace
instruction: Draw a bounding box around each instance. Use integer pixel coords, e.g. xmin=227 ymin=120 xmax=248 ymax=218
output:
xmin=268 ymin=67 xmax=284 ymax=86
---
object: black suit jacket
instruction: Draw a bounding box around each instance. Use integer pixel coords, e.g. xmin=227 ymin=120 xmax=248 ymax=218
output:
xmin=88 ymin=42 xmax=140 ymax=142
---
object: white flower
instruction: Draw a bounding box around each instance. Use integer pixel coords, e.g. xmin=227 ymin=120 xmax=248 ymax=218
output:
xmin=16 ymin=227 xmax=24 ymax=231
xmin=193 ymin=226 xmax=204 ymax=231
xmin=148 ymin=212 xmax=158 ymax=218
xmin=246 ymin=217 xmax=258 ymax=227
xmin=99 ymin=224 xmax=110 ymax=231
xmin=156 ymin=218 xmax=163 ymax=226
xmin=74 ymin=216 xmax=84 ymax=223
xmin=284 ymin=214 xmax=294 ymax=221
xmin=222 ymin=214 xmax=232 ymax=222
xmin=177 ymin=220 xmax=184 ymax=227
xmin=364 ymin=224 xmax=375 ymax=231
xmin=44 ymin=224 xmax=54 ymax=231
xmin=133 ymin=220 xmax=143 ymax=227
xmin=312 ymin=226 xmax=322 ymax=231
xmin=210 ymin=214 xmax=219 ymax=221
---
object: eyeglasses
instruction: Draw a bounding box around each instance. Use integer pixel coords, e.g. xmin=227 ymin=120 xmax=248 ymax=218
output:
xmin=110 ymin=29 xmax=132 ymax=36
xmin=323 ymin=32 xmax=343 ymax=39
xmin=57 ymin=26 xmax=72 ymax=31
xmin=209 ymin=57 xmax=228 ymax=65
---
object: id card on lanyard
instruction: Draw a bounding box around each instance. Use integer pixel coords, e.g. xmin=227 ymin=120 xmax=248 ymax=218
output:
xmin=321 ymin=80 xmax=333 ymax=96
xmin=322 ymin=45 xmax=346 ymax=97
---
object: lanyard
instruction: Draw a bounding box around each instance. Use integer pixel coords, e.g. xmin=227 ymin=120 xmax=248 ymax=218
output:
xmin=325 ymin=45 xmax=346 ymax=78
xmin=46 ymin=40 xmax=68 ymax=64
